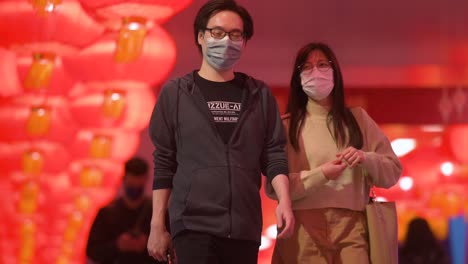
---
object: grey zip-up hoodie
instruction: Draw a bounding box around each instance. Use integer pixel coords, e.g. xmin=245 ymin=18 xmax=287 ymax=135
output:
xmin=149 ymin=71 xmax=288 ymax=243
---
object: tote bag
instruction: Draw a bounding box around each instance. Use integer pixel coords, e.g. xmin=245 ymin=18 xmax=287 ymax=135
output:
xmin=366 ymin=189 xmax=398 ymax=264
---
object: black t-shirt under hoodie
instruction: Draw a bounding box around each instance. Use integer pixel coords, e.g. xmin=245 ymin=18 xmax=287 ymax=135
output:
xmin=194 ymin=71 xmax=245 ymax=144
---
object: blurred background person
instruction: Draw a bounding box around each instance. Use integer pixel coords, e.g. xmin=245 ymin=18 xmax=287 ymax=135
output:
xmin=399 ymin=217 xmax=450 ymax=264
xmin=86 ymin=157 xmax=167 ymax=264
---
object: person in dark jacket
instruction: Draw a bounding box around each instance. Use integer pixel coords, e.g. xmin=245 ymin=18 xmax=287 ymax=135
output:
xmin=146 ymin=1 xmax=294 ymax=263
xmin=87 ymin=157 xmax=167 ymax=264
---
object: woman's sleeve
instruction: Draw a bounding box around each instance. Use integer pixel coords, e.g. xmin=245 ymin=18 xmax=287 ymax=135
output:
xmin=358 ymin=108 xmax=402 ymax=188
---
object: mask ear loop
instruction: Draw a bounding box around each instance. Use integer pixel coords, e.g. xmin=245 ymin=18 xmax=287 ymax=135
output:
xmin=198 ymin=30 xmax=206 ymax=50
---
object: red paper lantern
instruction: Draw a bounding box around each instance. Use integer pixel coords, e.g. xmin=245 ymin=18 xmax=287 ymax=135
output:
xmin=0 ymin=96 xmax=78 ymax=143
xmin=1 ymin=1 xmax=189 ymax=263
xmin=0 ymin=0 xmax=102 ymax=99
xmin=7 ymin=171 xmax=75 ymax=217
xmin=79 ymin=0 xmax=192 ymax=26
xmin=69 ymin=82 xmax=155 ymax=130
xmin=70 ymin=129 xmax=140 ymax=162
xmin=17 ymin=55 xmax=75 ymax=95
xmin=0 ymin=48 xmax=21 ymax=97
xmin=399 ymin=146 xmax=452 ymax=187
xmin=68 ymin=159 xmax=123 ymax=189
xmin=62 ymin=26 xmax=176 ymax=85
xmin=45 ymin=186 xmax=117 ymax=217
xmin=375 ymin=176 xmax=420 ymax=202
xmin=0 ymin=0 xmax=103 ymax=55
xmin=0 ymin=142 xmax=71 ymax=175
xmin=445 ymin=124 xmax=468 ymax=163
xmin=0 ymin=177 xmax=20 ymax=218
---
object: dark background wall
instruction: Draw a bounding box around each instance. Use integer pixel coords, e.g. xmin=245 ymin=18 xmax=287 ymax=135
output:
xmin=161 ymin=0 xmax=467 ymax=88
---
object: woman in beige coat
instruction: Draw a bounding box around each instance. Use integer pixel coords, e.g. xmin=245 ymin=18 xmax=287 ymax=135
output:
xmin=268 ymin=42 xmax=402 ymax=264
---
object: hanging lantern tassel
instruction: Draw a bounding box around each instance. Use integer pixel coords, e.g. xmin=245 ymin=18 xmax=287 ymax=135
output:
xmin=79 ymin=166 xmax=103 ymax=188
xmin=19 ymin=220 xmax=36 ymax=263
xmin=18 ymin=181 xmax=40 ymax=214
xmin=56 ymin=243 xmax=74 ymax=264
xmin=55 ymin=255 xmax=69 ymax=264
xmin=24 ymin=52 xmax=56 ymax=90
xmin=74 ymin=194 xmax=91 ymax=212
xmin=29 ymin=0 xmax=62 ymax=15
xmin=63 ymin=211 xmax=83 ymax=242
xmin=56 ymin=251 xmax=71 ymax=264
xmin=89 ymin=134 xmax=112 ymax=159
xmin=114 ymin=17 xmax=148 ymax=63
xmin=22 ymin=149 xmax=44 ymax=177
xmin=26 ymin=105 xmax=51 ymax=136
xmin=102 ymin=89 xmax=126 ymax=119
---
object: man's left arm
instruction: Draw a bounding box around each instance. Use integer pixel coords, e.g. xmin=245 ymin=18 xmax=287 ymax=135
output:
xmin=260 ymin=85 xmax=294 ymax=238
xmin=270 ymin=174 xmax=294 ymax=238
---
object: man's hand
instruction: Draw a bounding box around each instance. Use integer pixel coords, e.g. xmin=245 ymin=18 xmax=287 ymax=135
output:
xmin=271 ymin=174 xmax=295 ymax=239
xmin=147 ymin=226 xmax=172 ymax=262
xmin=275 ymin=200 xmax=295 ymax=239
xmin=321 ymin=159 xmax=347 ymax=180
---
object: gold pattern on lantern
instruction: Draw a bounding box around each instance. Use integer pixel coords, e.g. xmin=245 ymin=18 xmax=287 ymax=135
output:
xmin=22 ymin=149 xmax=44 ymax=177
xmin=59 ymin=243 xmax=74 ymax=259
xmin=26 ymin=106 xmax=51 ymax=136
xmin=30 ymin=0 xmax=61 ymax=14
xmin=63 ymin=211 xmax=83 ymax=242
xmin=55 ymin=256 xmax=69 ymax=264
xmin=74 ymin=194 xmax=91 ymax=212
xmin=79 ymin=166 xmax=103 ymax=188
xmin=114 ymin=16 xmax=148 ymax=63
xmin=90 ymin=135 xmax=112 ymax=159
xmin=102 ymin=89 xmax=126 ymax=119
xmin=24 ymin=52 xmax=56 ymax=90
xmin=18 ymin=181 xmax=40 ymax=214
xmin=19 ymin=237 xmax=35 ymax=262
xmin=20 ymin=220 xmax=36 ymax=242
xmin=19 ymin=221 xmax=36 ymax=262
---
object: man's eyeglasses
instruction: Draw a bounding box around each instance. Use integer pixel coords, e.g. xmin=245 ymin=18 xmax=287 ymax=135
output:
xmin=204 ymin=27 xmax=244 ymax=41
xmin=298 ymin=60 xmax=333 ymax=73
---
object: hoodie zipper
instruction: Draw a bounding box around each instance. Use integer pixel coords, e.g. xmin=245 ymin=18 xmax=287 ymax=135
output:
xmin=225 ymin=147 xmax=232 ymax=238
xmin=225 ymin=77 xmax=261 ymax=239
xmin=224 ymin=88 xmax=257 ymax=239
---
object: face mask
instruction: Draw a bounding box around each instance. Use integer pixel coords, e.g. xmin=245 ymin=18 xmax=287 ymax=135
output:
xmin=124 ymin=186 xmax=144 ymax=201
xmin=204 ymin=36 xmax=243 ymax=71
xmin=300 ymin=68 xmax=334 ymax=101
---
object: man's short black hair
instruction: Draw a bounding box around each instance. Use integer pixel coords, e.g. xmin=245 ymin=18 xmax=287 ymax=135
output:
xmin=124 ymin=157 xmax=148 ymax=177
xmin=193 ymin=0 xmax=254 ymax=53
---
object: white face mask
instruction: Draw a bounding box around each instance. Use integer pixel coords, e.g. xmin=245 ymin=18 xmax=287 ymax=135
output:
xmin=204 ymin=36 xmax=243 ymax=71
xmin=300 ymin=68 xmax=334 ymax=101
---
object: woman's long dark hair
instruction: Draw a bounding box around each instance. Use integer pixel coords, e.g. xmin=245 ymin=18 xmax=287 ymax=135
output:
xmin=286 ymin=42 xmax=363 ymax=152
xmin=399 ymin=217 xmax=450 ymax=264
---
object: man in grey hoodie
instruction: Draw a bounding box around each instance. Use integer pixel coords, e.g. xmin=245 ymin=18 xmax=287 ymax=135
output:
xmin=147 ymin=1 xmax=294 ymax=263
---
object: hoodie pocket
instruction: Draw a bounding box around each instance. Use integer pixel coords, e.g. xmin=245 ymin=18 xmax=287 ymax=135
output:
xmin=184 ymin=166 xmax=230 ymax=216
